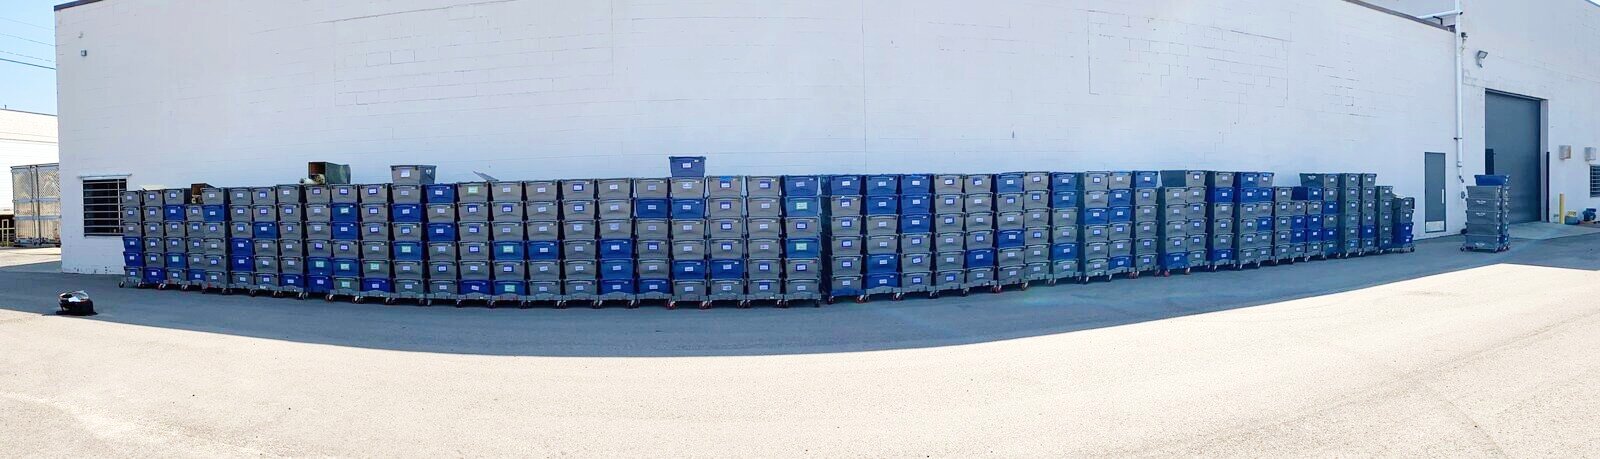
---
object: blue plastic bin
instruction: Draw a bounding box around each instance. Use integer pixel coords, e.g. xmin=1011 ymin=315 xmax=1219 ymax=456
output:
xmin=826 ymin=175 xmax=863 ymax=195
xmin=782 ymin=176 xmax=820 ymax=197
xmin=900 ymin=174 xmax=932 ymax=194
xmin=1052 ymin=191 xmax=1078 ymax=208
xmin=709 ymin=259 xmax=744 ymax=279
xmin=865 ymin=196 xmax=898 ymax=215
xmin=1474 ymin=175 xmax=1509 ymax=186
xmin=425 ymin=223 xmax=456 ymax=241
xmin=1108 ymin=189 xmax=1132 ymax=207
xmin=901 ymin=194 xmax=932 ymax=214
xmin=995 ymin=173 xmax=1026 ymax=193
xmin=997 ymin=230 xmax=1025 ymax=248
xmin=253 ymin=222 xmax=279 ymax=239
xmin=672 ymin=260 xmax=707 ymax=279
xmin=866 ymin=254 xmax=899 ymax=274
xmin=599 ymin=239 xmax=633 ymax=259
xmin=459 ymin=280 xmax=490 ymax=295
xmin=230 ymin=256 xmax=254 ymax=272
xmin=669 ymin=156 xmax=706 ymax=178
xmin=1133 ymin=171 xmax=1159 ymax=188
xmin=671 ymin=199 xmax=706 ymax=219
xmin=332 ymin=259 xmax=359 ymax=277
xmin=965 ymin=248 xmax=996 ymax=268
xmin=203 ymin=205 xmax=227 ymax=222
xmin=1109 ymin=206 xmax=1132 ymax=223
xmin=1083 ymin=208 xmax=1110 ymax=225
xmin=1051 ymin=172 xmax=1081 ymax=191
xmin=634 ymin=198 xmax=670 ymax=218
xmin=424 ymin=184 xmax=456 ymax=203
xmin=901 ymin=214 xmax=931 ymax=233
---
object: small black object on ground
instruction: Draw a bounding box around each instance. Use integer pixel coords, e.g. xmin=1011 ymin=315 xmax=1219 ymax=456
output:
xmin=57 ymin=291 xmax=97 ymax=316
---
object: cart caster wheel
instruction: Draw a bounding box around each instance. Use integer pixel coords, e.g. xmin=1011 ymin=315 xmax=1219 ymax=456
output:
xmin=118 ymin=281 xmax=126 ymax=288
xmin=855 ymin=296 xmax=867 ymax=304
xmin=666 ymin=301 xmax=677 ymax=310
xmin=324 ymin=294 xmax=334 ymax=302
xmin=1183 ymin=268 xmax=1192 ymax=275
xmin=297 ymin=293 xmax=308 ymax=300
xmin=1020 ymin=282 xmax=1031 ymax=291
xmin=960 ymin=288 xmax=970 ymax=297
xmin=627 ymin=301 xmax=639 ymax=309
xmin=384 ymin=298 xmax=395 ymax=305
xmin=592 ymin=302 xmax=604 ymax=309
xmin=1129 ymin=272 xmax=1139 ymax=279
xmin=780 ymin=300 xmax=791 ymax=308
xmin=738 ymin=301 xmax=751 ymax=309
xmin=892 ymin=293 xmax=905 ymax=301
xmin=698 ymin=302 xmax=710 ymax=310
xmin=929 ymin=291 xmax=941 ymax=299
xmin=420 ymin=299 xmax=431 ymax=306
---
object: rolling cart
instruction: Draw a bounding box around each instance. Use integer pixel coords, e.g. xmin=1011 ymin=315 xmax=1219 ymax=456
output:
xmin=325 ymin=277 xmax=361 ymax=302
xmin=928 ymin=271 xmax=965 ymax=298
xmin=962 ymin=268 xmax=1001 ymax=293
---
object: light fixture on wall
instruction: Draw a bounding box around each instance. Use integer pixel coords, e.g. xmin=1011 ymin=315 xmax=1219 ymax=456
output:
xmin=1475 ymin=50 xmax=1489 ymax=67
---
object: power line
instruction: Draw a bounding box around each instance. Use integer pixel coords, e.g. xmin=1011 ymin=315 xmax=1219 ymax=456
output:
xmin=0 ymin=49 xmax=53 ymax=64
xmin=0 ymin=57 xmax=54 ymax=70
xmin=0 ymin=16 xmax=52 ymax=32
xmin=0 ymin=31 xmax=52 ymax=47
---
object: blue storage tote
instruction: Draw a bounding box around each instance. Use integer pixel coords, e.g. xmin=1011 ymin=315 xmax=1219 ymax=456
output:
xmin=997 ymin=230 xmax=1025 ymax=248
xmin=635 ymin=199 xmax=670 ymax=218
xmin=601 ymin=279 xmax=635 ymax=295
xmin=710 ymin=259 xmax=744 ymax=279
xmin=785 ymin=238 xmax=822 ymax=258
xmin=1209 ymin=187 xmax=1235 ymax=203
xmin=966 ymin=248 xmax=995 ymax=267
xmin=392 ymin=204 xmax=423 ymax=222
xmin=425 ymin=184 xmax=456 ymax=203
xmin=426 ymin=223 xmax=456 ymax=241
xmin=865 ymin=273 xmax=900 ymax=289
xmin=995 ymin=173 xmax=1026 ymax=193
xmin=827 ymin=175 xmax=863 ymax=195
xmin=492 ymin=241 xmax=526 ymax=260
xmin=253 ymin=222 xmax=279 ymax=239
xmin=600 ymin=239 xmax=634 ymax=259
xmin=459 ymin=280 xmax=491 ymax=295
xmin=901 ymin=194 xmax=932 ymax=214
xmin=900 ymin=174 xmax=932 ymax=194
xmin=601 ymin=259 xmax=635 ymax=280
xmin=307 ymin=276 xmax=332 ymax=294
xmin=784 ymin=197 xmax=821 ymax=217
xmin=1108 ymin=189 xmax=1132 ymax=207
xmin=865 ymin=196 xmax=898 ymax=215
xmin=672 ymin=260 xmax=707 ymax=279
xmin=671 ymin=199 xmax=706 ymax=219
xmin=783 ymin=175 xmax=820 ymax=196
xmin=203 ymin=205 xmax=227 ymax=222
xmin=865 ymin=254 xmax=898 ymax=274
xmin=1052 ymin=191 xmax=1078 ymax=208
xmin=332 ymin=259 xmax=359 ymax=277
xmin=1161 ymin=252 xmax=1190 ymax=269
xmin=307 ymin=258 xmax=332 ymax=276
xmin=1133 ymin=171 xmax=1159 ymax=188
xmin=230 ymin=255 xmax=254 ymax=272
xmin=331 ymin=203 xmax=359 ymax=222
xmin=669 ymin=156 xmax=706 ymax=177
xmin=528 ymin=241 xmax=560 ymax=260
xmin=332 ymin=222 xmax=360 ymax=240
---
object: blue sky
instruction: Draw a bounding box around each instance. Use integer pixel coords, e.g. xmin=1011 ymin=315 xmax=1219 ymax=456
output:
xmin=0 ymin=0 xmax=58 ymax=115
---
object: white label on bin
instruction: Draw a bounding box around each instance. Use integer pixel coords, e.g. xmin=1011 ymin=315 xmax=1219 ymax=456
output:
xmin=681 ymin=163 xmax=691 ymax=169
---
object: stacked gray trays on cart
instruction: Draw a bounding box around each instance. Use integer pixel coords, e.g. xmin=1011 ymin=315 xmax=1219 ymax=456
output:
xmin=862 ymin=175 xmax=901 ymax=300
xmin=1332 ymin=173 xmax=1361 ymax=256
xmin=117 ymin=189 xmax=143 ymax=288
xmin=559 ymin=179 xmax=600 ymax=306
xmin=325 ymin=183 xmax=362 ymax=300
xmin=198 ymin=187 xmax=231 ymax=290
xmin=956 ymin=174 xmax=1001 ymax=293
xmin=1375 ymin=185 xmax=1396 ymax=250
xmin=632 ymin=177 xmax=673 ymax=305
xmin=668 ymin=176 xmax=708 ymax=309
xmin=1103 ymin=171 xmax=1135 ymax=279
xmin=1153 ymin=173 xmax=1190 ymax=276
xmin=523 ymin=180 xmax=565 ymax=304
xmin=825 ymin=176 xmax=866 ymax=303
xmin=389 ymin=176 xmax=428 ymax=303
xmin=1268 ymin=184 xmax=1295 ymax=262
xmin=1129 ymin=176 xmax=1161 ymax=278
xmin=1160 ymin=170 xmax=1210 ymax=273
xmin=1463 ymin=184 xmax=1512 ymax=252
xmin=1012 ymin=172 xmax=1054 ymax=286
xmin=273 ymin=184 xmax=306 ymax=297
xmin=1204 ymin=171 xmax=1237 ymax=270
xmin=897 ymin=174 xmax=938 ymax=297
xmin=595 ymin=178 xmax=636 ymax=306
xmin=355 ymin=183 xmax=394 ymax=302
xmin=779 ymin=176 xmax=823 ymax=304
xmin=247 ymin=186 xmax=283 ymax=294
xmin=705 ymin=176 xmax=747 ymax=307
xmin=931 ymin=176 xmax=965 ymax=295
xmin=1358 ymin=173 xmax=1379 ymax=254
xmin=1078 ymin=171 xmax=1111 ymax=281
xmin=743 ymin=176 xmax=788 ymax=305
xmin=1297 ymin=173 xmax=1339 ymax=260
xmin=1047 ymin=172 xmax=1083 ymax=284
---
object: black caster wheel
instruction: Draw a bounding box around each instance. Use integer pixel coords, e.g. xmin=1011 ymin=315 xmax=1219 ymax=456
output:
xmin=1048 ymin=279 xmax=1058 ymax=286
xmin=779 ymin=300 xmax=791 ymax=308
xmin=592 ymin=302 xmax=604 ymax=309
xmin=960 ymin=288 xmax=970 ymax=297
xmin=855 ymin=296 xmax=867 ymax=304
xmin=324 ymin=294 xmax=334 ymax=302
xmin=1020 ymin=282 xmax=1030 ymax=291
xmin=627 ymin=301 xmax=639 ymax=309
xmin=118 ymin=281 xmax=126 ymax=288
xmin=357 ymin=296 xmax=368 ymax=304
xmin=824 ymin=297 xmax=836 ymax=305
xmin=384 ymin=298 xmax=395 ymax=305
xmin=892 ymin=293 xmax=905 ymax=301
xmin=738 ymin=301 xmax=751 ymax=309
xmin=421 ymin=299 xmax=432 ymax=306
xmin=297 ymin=293 xmax=307 ymax=300
xmin=666 ymin=301 xmax=677 ymax=310
xmin=1183 ymin=268 xmax=1192 ymax=275
xmin=697 ymin=302 xmax=710 ymax=310
xmin=929 ymin=291 xmax=941 ymax=299
xmin=1128 ymin=272 xmax=1140 ymax=279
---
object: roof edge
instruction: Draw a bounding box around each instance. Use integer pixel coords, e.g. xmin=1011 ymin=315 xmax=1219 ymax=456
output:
xmin=1343 ymin=0 xmax=1453 ymax=31
xmin=56 ymin=0 xmax=105 ymax=11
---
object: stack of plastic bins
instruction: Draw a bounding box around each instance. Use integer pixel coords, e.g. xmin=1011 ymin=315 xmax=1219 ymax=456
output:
xmin=595 ymin=178 xmax=636 ymax=307
xmin=555 ymin=179 xmax=598 ymax=306
xmin=825 ymin=175 xmax=865 ymax=303
xmin=1463 ymin=177 xmax=1511 ymax=252
xmin=1358 ymin=173 xmax=1380 ymax=254
xmin=631 ymin=178 xmax=673 ymax=305
xmin=781 ymin=175 xmax=824 ymax=305
xmin=522 ymin=180 xmax=562 ymax=305
xmin=1265 ymin=183 xmax=1294 ymax=263
xmin=443 ymin=182 xmax=490 ymax=303
xmin=323 ymin=183 xmax=362 ymax=299
xmin=705 ymin=176 xmax=746 ymax=307
xmin=858 ymin=174 xmax=901 ymax=299
xmin=351 ymin=183 xmax=391 ymax=302
xmin=1388 ymin=196 xmax=1417 ymax=252
xmin=1011 ymin=172 xmax=1055 ymax=284
xmin=1202 ymin=172 xmax=1237 ymax=270
xmin=992 ymin=173 xmax=1029 ymax=288
xmin=1075 ymin=171 xmax=1111 ymax=281
xmin=197 ymin=187 xmax=231 ymax=291
xmin=1127 ymin=172 xmax=1160 ymax=278
xmin=1102 ymin=172 xmax=1135 ymax=279
xmin=118 ymin=190 xmax=151 ymax=288
xmin=1166 ymin=171 xmax=1211 ymax=271
xmin=666 ymin=176 xmax=708 ymax=309
xmin=479 ymin=181 xmax=525 ymax=305
xmin=387 ymin=178 xmax=428 ymax=304
xmin=240 ymin=186 xmax=275 ymax=294
xmin=1047 ymin=173 xmax=1083 ymax=283
xmin=931 ymin=175 xmax=965 ymax=294
xmin=742 ymin=176 xmax=785 ymax=305
xmin=271 ymin=185 xmax=307 ymax=298
xmin=302 ymin=185 xmax=332 ymax=298
xmin=1333 ymin=173 xmax=1362 ymax=256
xmin=1374 ymin=185 xmax=1396 ymax=251
xmin=422 ymin=182 xmax=460 ymax=303
xmin=154 ymin=188 xmax=191 ymax=289
xmin=175 ymin=189 xmax=208 ymax=290
xmin=1295 ymin=175 xmax=1332 ymax=260
xmin=897 ymin=174 xmax=936 ymax=296
xmin=1153 ymin=174 xmax=1190 ymax=276
xmin=1231 ymin=173 xmax=1263 ymax=267
xmin=959 ymin=174 xmax=1000 ymax=292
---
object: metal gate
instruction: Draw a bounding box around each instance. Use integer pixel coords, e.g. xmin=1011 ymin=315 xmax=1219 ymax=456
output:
xmin=10 ymin=163 xmax=61 ymax=246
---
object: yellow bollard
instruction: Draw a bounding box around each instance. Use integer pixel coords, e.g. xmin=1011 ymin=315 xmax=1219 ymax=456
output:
xmin=1558 ymin=193 xmax=1565 ymax=224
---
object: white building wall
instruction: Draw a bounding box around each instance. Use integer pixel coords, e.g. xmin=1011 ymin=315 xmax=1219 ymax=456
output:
xmin=0 ymin=109 xmax=59 ymax=214
xmin=54 ymin=0 xmax=1457 ymax=273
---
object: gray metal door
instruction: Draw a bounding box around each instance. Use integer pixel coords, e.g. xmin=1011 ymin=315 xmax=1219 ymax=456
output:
xmin=1425 ymin=153 xmax=1446 ymax=232
xmin=1484 ymin=91 xmax=1542 ymax=222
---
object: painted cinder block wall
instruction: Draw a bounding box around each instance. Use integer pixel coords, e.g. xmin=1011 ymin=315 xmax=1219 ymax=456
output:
xmin=54 ymin=0 xmax=1456 ymax=273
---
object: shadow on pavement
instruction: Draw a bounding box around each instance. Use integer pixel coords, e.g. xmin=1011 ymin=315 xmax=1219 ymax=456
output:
xmin=2 ymin=233 xmax=1597 ymax=357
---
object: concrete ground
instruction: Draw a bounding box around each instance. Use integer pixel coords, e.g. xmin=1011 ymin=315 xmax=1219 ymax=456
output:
xmin=1 ymin=235 xmax=1598 ymax=457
